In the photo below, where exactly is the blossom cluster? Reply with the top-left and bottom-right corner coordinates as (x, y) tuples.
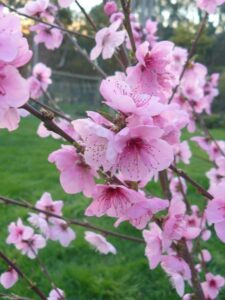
(1, 0), (225, 299)
(0, 9), (32, 131)
(1, 192), (116, 292)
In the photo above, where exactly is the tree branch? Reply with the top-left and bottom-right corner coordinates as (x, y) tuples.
(120, 0), (136, 54)
(170, 165), (213, 200)
(0, 252), (47, 300)
(0, 196), (144, 244)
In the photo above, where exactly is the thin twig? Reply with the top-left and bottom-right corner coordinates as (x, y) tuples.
(0, 252), (47, 300)
(22, 103), (77, 145)
(32, 251), (65, 300)
(64, 32), (107, 78)
(30, 98), (72, 122)
(170, 165), (213, 200)
(0, 2), (93, 40)
(0, 196), (144, 244)
(120, 0), (136, 54)
(75, 0), (98, 31)
(179, 240), (206, 300)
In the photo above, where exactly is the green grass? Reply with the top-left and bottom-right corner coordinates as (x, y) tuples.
(0, 117), (225, 300)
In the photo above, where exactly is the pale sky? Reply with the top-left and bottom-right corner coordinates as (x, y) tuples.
(71, 1), (103, 12)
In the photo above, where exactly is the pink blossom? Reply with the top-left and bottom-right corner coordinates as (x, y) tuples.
(16, 233), (46, 259)
(48, 145), (97, 197)
(0, 12), (31, 67)
(115, 197), (169, 230)
(21, 0), (49, 17)
(161, 255), (191, 297)
(33, 63), (52, 86)
(145, 19), (158, 46)
(113, 125), (174, 181)
(0, 65), (29, 109)
(0, 107), (20, 131)
(50, 220), (75, 247)
(197, 0), (225, 14)
(0, 269), (18, 289)
(84, 231), (116, 254)
(198, 249), (212, 263)
(127, 41), (174, 98)
(90, 21), (125, 60)
(143, 223), (164, 269)
(205, 181), (225, 242)
(174, 141), (192, 164)
(31, 24), (63, 50)
(170, 47), (188, 77)
(85, 184), (144, 218)
(100, 72), (165, 116)
(73, 118), (115, 172)
(35, 192), (63, 216)
(110, 12), (124, 24)
(201, 273), (225, 299)
(104, 1), (118, 16)
(191, 136), (211, 153)
(7, 218), (33, 245)
(28, 213), (50, 237)
(163, 198), (186, 248)
(48, 288), (65, 300)
(58, 0), (73, 8)
(170, 177), (187, 201)
(209, 141), (225, 161)
(9, 37), (32, 68)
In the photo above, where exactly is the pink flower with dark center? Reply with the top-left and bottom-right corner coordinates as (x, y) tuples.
(35, 192), (63, 216)
(31, 24), (63, 50)
(16, 234), (46, 259)
(85, 184), (144, 218)
(201, 273), (225, 299)
(7, 218), (33, 245)
(21, 0), (49, 17)
(113, 125), (174, 181)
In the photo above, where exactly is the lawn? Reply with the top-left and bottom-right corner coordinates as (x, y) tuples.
(0, 117), (225, 300)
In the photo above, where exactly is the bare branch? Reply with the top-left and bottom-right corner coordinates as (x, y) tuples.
(120, 0), (136, 54)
